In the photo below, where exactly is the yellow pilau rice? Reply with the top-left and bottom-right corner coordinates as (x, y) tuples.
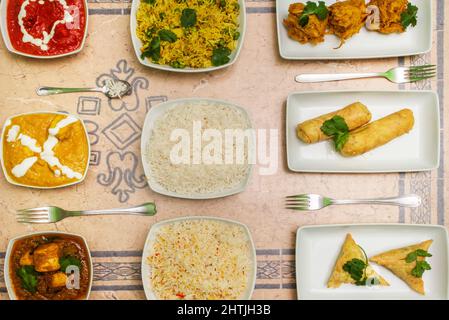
(136, 0), (240, 68)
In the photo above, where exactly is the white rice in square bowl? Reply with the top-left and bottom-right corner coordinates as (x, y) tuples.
(141, 98), (253, 199)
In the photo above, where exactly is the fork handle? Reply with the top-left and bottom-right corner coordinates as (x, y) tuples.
(68, 203), (157, 216)
(295, 72), (383, 83)
(36, 86), (104, 96)
(331, 194), (421, 208)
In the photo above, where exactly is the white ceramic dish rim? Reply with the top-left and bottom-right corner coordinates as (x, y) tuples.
(4, 231), (94, 300)
(0, 111), (91, 189)
(275, 0), (432, 60)
(141, 216), (257, 300)
(285, 89), (441, 173)
(129, 0), (247, 73)
(295, 223), (449, 300)
(0, 0), (89, 59)
(140, 97), (254, 199)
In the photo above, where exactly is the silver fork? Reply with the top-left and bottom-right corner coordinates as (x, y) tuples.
(286, 194), (421, 211)
(295, 65), (436, 84)
(16, 203), (157, 224)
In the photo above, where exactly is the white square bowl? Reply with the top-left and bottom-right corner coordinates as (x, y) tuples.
(141, 216), (257, 300)
(286, 90), (440, 173)
(0, 111), (91, 189)
(296, 224), (449, 300)
(130, 0), (246, 72)
(140, 97), (253, 199)
(276, 0), (432, 60)
(0, 0), (89, 59)
(4, 231), (94, 300)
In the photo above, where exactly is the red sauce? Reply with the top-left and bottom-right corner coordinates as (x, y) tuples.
(6, 0), (86, 56)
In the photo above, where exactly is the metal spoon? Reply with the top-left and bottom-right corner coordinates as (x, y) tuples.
(36, 79), (132, 99)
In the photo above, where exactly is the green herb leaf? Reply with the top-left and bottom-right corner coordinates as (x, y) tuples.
(405, 249), (432, 278)
(298, 1), (329, 27)
(60, 256), (81, 272)
(406, 249), (432, 263)
(411, 260), (431, 278)
(321, 116), (350, 151)
(343, 258), (368, 286)
(405, 251), (418, 263)
(416, 249), (433, 258)
(142, 0), (156, 4)
(211, 47), (231, 66)
(141, 36), (161, 62)
(181, 8), (197, 28)
(170, 60), (186, 69)
(401, 3), (418, 29)
(334, 132), (349, 151)
(158, 29), (178, 43)
(16, 266), (38, 293)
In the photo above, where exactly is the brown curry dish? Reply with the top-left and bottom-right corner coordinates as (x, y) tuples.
(8, 233), (91, 300)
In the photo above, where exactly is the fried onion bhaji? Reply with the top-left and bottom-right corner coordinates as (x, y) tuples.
(297, 102), (372, 144)
(283, 3), (329, 45)
(367, 0), (409, 34)
(340, 109), (415, 157)
(328, 0), (368, 47)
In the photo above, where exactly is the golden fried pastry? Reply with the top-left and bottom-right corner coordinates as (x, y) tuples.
(283, 2), (329, 45)
(340, 109), (415, 157)
(367, 0), (409, 34)
(297, 102), (372, 144)
(370, 240), (433, 295)
(328, 234), (389, 288)
(328, 0), (367, 47)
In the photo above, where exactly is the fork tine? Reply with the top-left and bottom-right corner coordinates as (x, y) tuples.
(16, 215), (49, 220)
(17, 207), (50, 213)
(407, 69), (437, 77)
(17, 219), (51, 224)
(285, 199), (310, 203)
(286, 195), (309, 199)
(16, 214), (50, 219)
(407, 68), (437, 75)
(407, 74), (437, 82)
(408, 64), (436, 71)
(285, 206), (309, 211)
(16, 214), (50, 220)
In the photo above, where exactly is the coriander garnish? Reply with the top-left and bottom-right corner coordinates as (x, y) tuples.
(343, 258), (368, 286)
(60, 256), (81, 272)
(405, 249), (432, 278)
(158, 29), (178, 43)
(320, 116), (350, 151)
(211, 47), (231, 66)
(16, 266), (38, 293)
(181, 8), (197, 28)
(342, 245), (377, 286)
(298, 1), (329, 27)
(401, 3), (419, 30)
(141, 36), (161, 62)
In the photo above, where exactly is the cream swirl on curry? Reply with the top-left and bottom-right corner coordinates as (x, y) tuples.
(2, 113), (89, 188)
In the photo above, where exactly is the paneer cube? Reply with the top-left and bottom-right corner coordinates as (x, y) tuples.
(33, 243), (61, 272)
(50, 272), (68, 288)
(19, 251), (34, 266)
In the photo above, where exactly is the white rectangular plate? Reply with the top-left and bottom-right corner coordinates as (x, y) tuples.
(276, 0), (432, 60)
(296, 224), (449, 300)
(286, 90), (440, 173)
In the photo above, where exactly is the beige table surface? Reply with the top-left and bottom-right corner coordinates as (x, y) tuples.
(0, 0), (448, 300)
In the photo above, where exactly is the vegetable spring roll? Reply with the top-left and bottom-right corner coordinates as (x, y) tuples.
(296, 102), (372, 144)
(340, 109), (415, 157)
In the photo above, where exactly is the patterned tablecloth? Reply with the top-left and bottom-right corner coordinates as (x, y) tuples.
(0, 0), (447, 300)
